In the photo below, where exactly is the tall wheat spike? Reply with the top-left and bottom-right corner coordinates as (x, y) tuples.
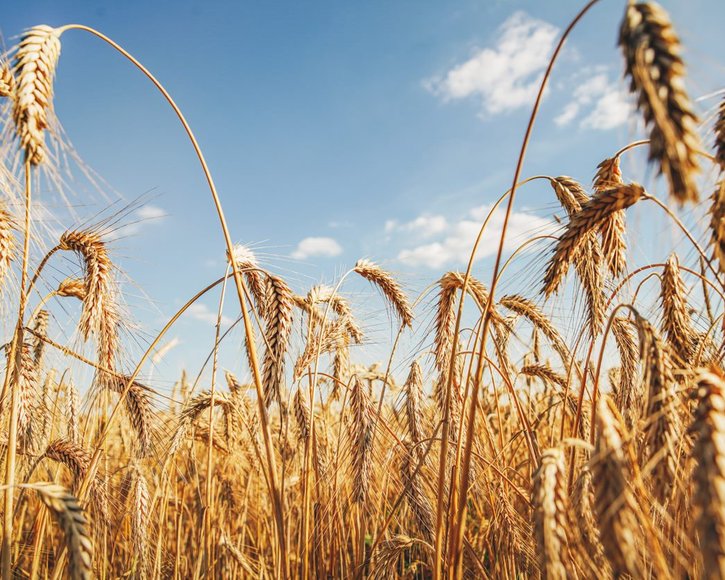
(637, 318), (682, 502)
(660, 254), (697, 362)
(593, 157), (627, 277)
(403, 361), (425, 450)
(592, 397), (643, 577)
(261, 274), (293, 408)
(349, 376), (373, 504)
(12, 25), (61, 165)
(28, 483), (93, 580)
(691, 367), (725, 579)
(543, 183), (645, 296)
(619, 1), (701, 204)
(532, 448), (571, 580)
(59, 230), (119, 386)
(0, 202), (15, 292)
(354, 259), (413, 328)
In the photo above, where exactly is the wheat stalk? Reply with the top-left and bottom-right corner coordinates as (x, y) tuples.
(611, 316), (641, 431)
(131, 465), (149, 579)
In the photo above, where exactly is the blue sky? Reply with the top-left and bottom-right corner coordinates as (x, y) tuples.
(2, 0), (724, 387)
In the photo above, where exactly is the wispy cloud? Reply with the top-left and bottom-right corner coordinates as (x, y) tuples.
(425, 11), (559, 117)
(385, 215), (448, 237)
(185, 303), (233, 326)
(114, 204), (168, 236)
(394, 205), (556, 269)
(291, 237), (343, 260)
(554, 69), (632, 130)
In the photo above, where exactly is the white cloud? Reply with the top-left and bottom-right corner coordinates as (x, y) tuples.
(554, 102), (579, 126)
(136, 205), (167, 220)
(185, 303), (233, 326)
(425, 11), (559, 116)
(385, 215), (448, 237)
(554, 69), (632, 130)
(396, 205), (556, 268)
(291, 237), (343, 260)
(580, 88), (632, 130)
(114, 204), (167, 236)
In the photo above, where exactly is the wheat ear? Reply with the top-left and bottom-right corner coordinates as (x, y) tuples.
(543, 183), (644, 296)
(12, 25), (61, 165)
(59, 230), (119, 386)
(637, 318), (682, 502)
(349, 376), (373, 504)
(532, 448), (571, 580)
(619, 1), (701, 204)
(691, 367), (725, 578)
(27, 482), (93, 580)
(0, 62), (15, 98)
(660, 253), (697, 362)
(591, 397), (643, 577)
(354, 259), (413, 328)
(593, 157), (627, 277)
(261, 274), (293, 408)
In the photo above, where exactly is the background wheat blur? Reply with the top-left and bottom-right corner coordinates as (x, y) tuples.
(0, 1), (723, 578)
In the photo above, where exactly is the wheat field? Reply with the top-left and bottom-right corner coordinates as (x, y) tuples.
(0, 1), (724, 578)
